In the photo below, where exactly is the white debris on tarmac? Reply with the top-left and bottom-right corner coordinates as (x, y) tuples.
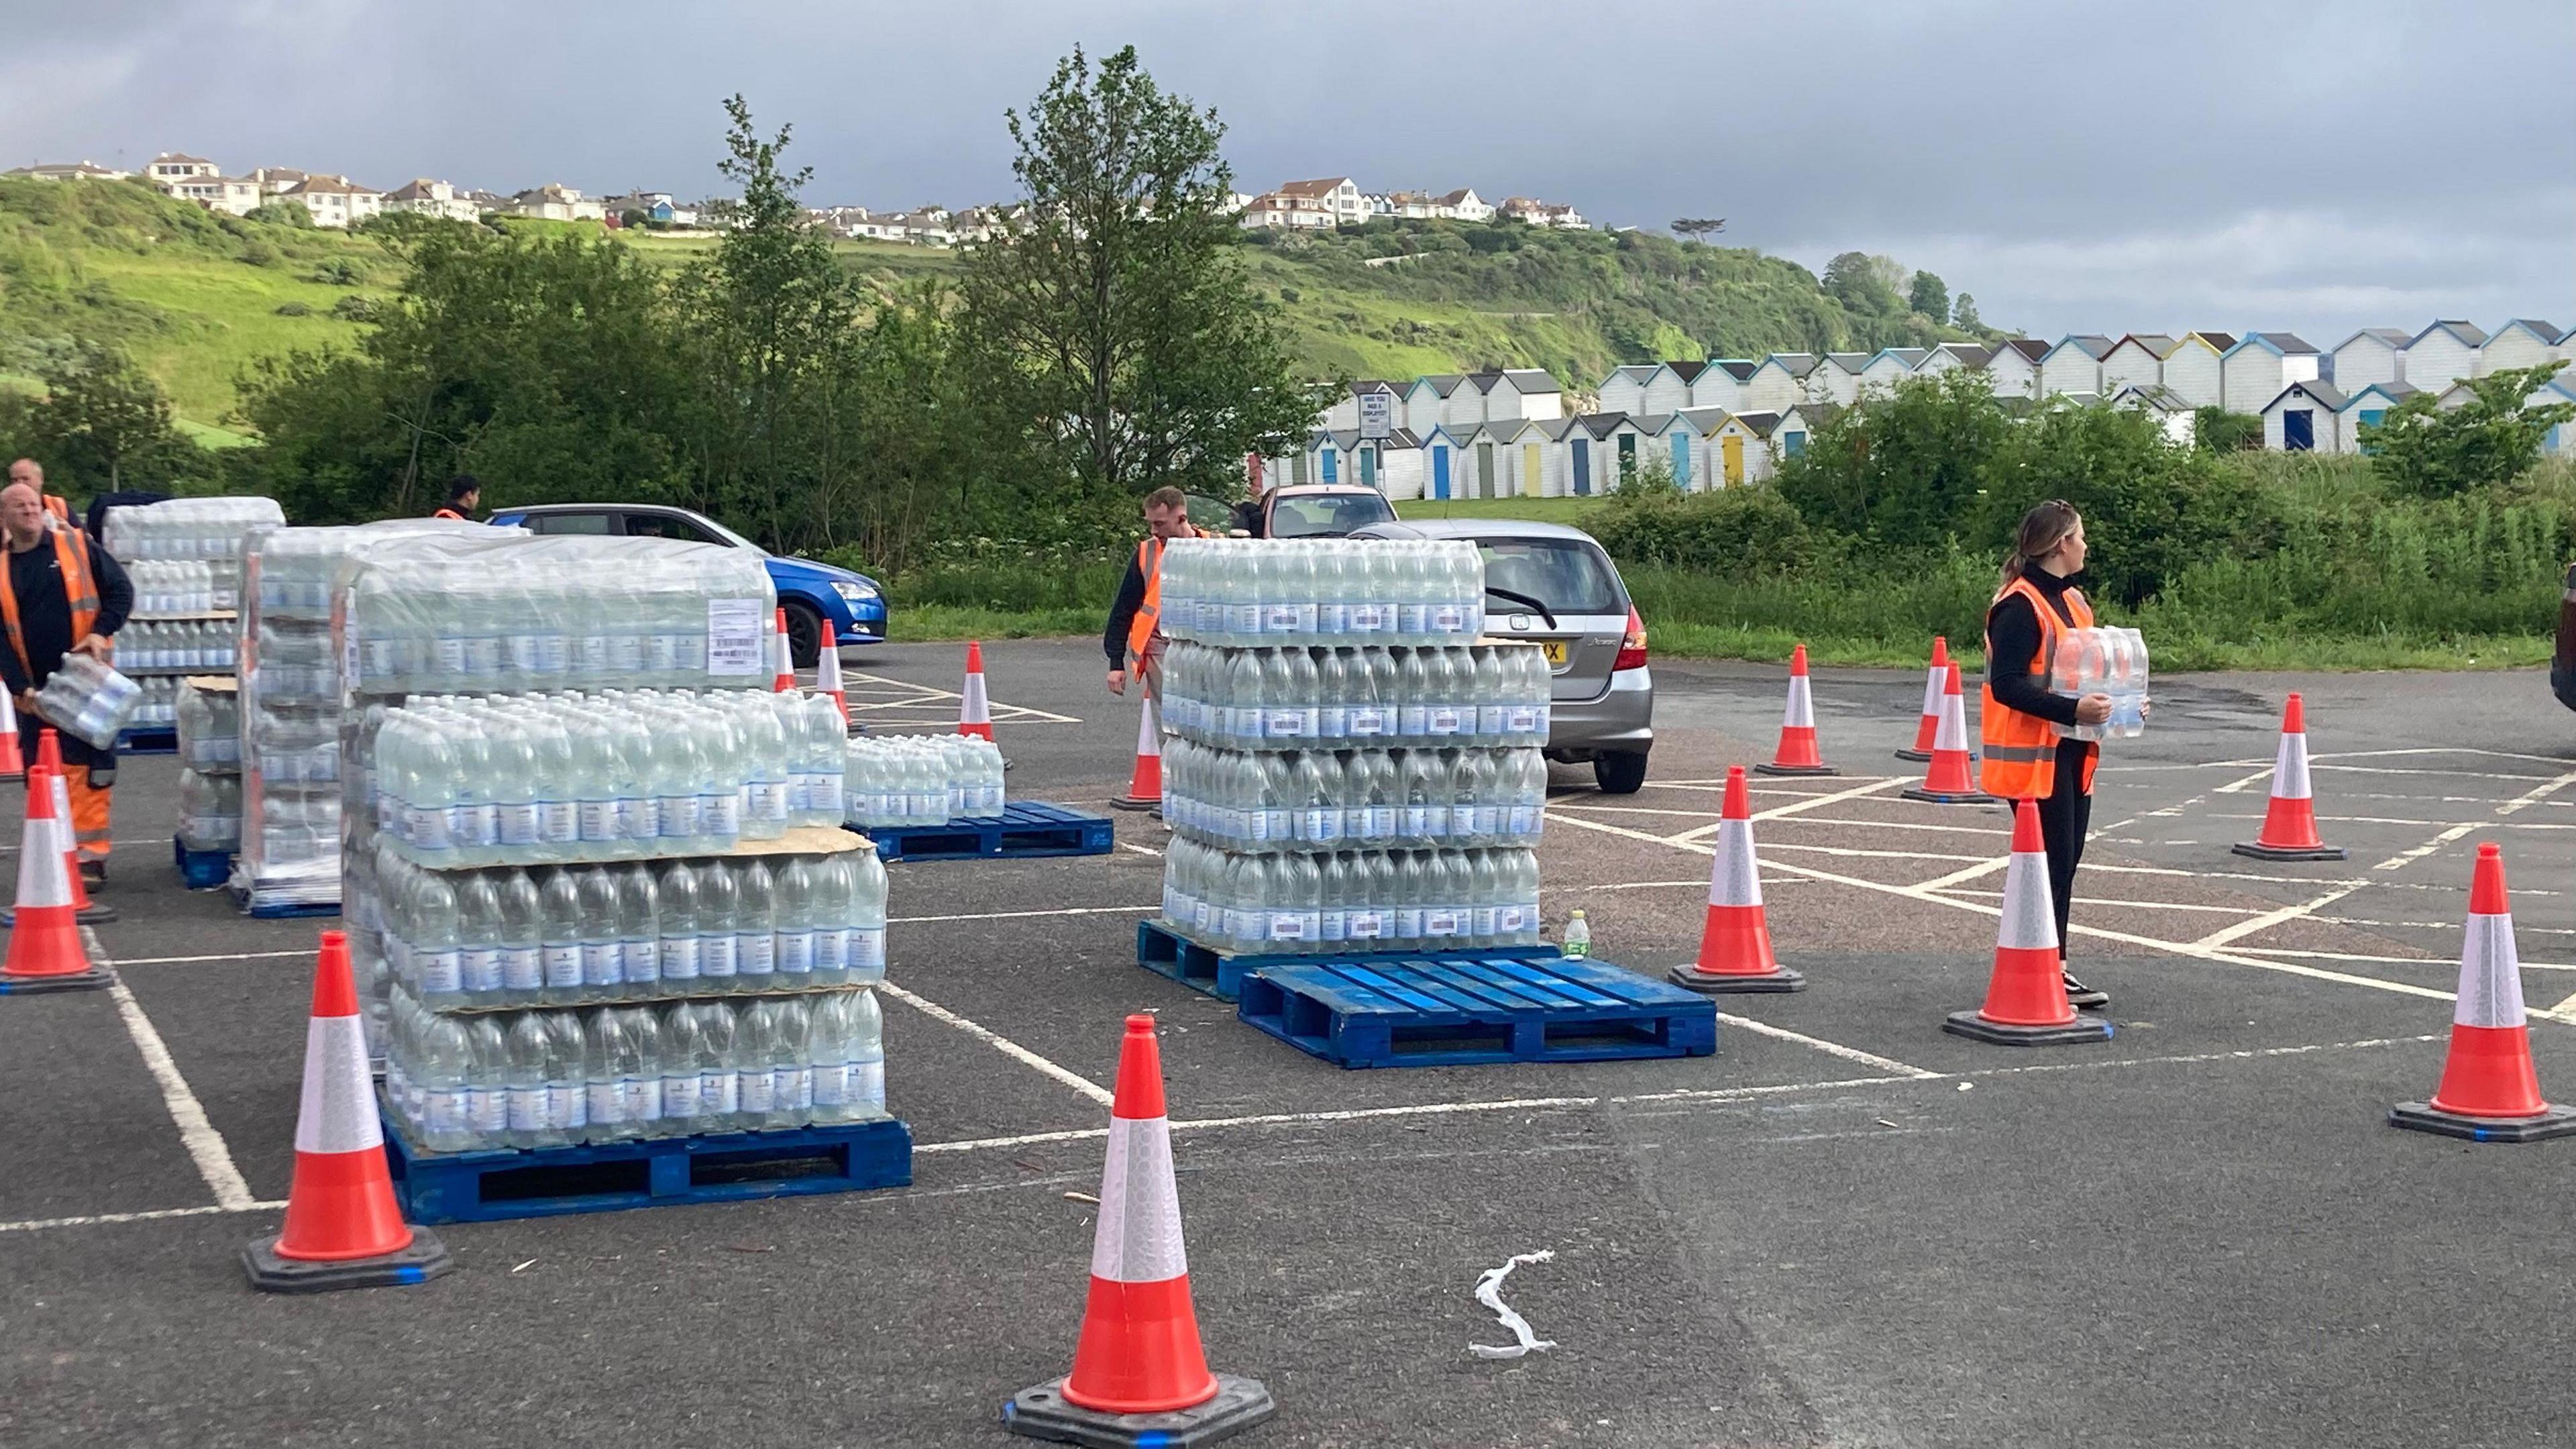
(1468, 1249), (1558, 1360)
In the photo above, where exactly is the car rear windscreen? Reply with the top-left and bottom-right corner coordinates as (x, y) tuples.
(1477, 539), (1623, 615)
(1271, 493), (1395, 537)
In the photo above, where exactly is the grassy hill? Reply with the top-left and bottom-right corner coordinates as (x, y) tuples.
(1, 177), (1974, 435)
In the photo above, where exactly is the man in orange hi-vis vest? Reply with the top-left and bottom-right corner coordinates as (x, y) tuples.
(0, 482), (133, 886)
(1104, 486), (1205, 703)
(7, 458), (76, 532)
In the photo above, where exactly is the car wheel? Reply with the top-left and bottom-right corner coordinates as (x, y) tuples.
(1593, 750), (1649, 795)
(783, 601), (824, 669)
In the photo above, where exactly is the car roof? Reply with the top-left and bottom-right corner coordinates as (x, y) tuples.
(1269, 484), (1386, 499)
(1350, 519), (1603, 545)
(496, 502), (692, 515)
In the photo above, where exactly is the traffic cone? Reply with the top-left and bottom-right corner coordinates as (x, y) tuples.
(771, 607), (797, 692)
(1896, 635), (1959, 763)
(0, 758), (110, 994)
(814, 619), (848, 725)
(0, 688), (21, 780)
(1110, 692), (1162, 812)
(959, 641), (994, 741)
(2233, 693), (2346, 861)
(2390, 844), (2576, 1142)
(244, 930), (453, 1291)
(1670, 766), (1802, 993)
(1945, 798), (2110, 1046)
(36, 729), (113, 924)
(1754, 644), (1835, 777)
(1006, 1015), (1275, 1445)
(1901, 663), (1995, 805)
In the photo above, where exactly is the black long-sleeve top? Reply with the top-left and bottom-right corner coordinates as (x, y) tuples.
(1103, 549), (1148, 669)
(1984, 567), (2084, 729)
(0, 529), (133, 698)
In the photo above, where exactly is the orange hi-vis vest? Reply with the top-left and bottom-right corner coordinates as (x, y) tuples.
(1979, 573), (2098, 801)
(0, 527), (102, 692)
(1126, 526), (1203, 660)
(41, 496), (70, 529)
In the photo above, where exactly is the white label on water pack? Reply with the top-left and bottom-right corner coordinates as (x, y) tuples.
(1319, 706), (1350, 740)
(424, 1087), (467, 1135)
(1428, 707), (1460, 736)
(1319, 908), (1347, 943)
(405, 806), (451, 852)
(1399, 604), (1429, 636)
(662, 1075), (701, 1120)
(1368, 806), (1398, 839)
(1399, 706), (1428, 738)
(468, 1085), (508, 1135)
(647, 634), (680, 674)
(701, 935), (737, 978)
(661, 796), (702, 839)
(625, 1077), (661, 1124)
(749, 781), (790, 824)
(1348, 910), (1385, 939)
(1424, 909), (1460, 938)
(623, 941), (659, 983)
(1498, 905), (1529, 933)
(434, 637), (468, 677)
(586, 1082), (627, 1126)
(808, 779), (844, 819)
(582, 941), (622, 985)
(536, 635), (570, 674)
(577, 800), (619, 843)
(460, 947), (502, 994)
(848, 1060), (885, 1110)
(1319, 603), (1348, 635)
(1431, 603), (1464, 633)
(417, 948), (462, 995)
(1269, 911), (1306, 942)
(811, 1063), (849, 1108)
(543, 944), (583, 988)
(450, 805), (496, 853)
(1402, 806), (1431, 839)
(496, 802), (539, 846)
(1302, 808), (1342, 843)
(619, 797), (661, 841)
(1472, 906), (1498, 938)
(578, 635), (612, 674)
(1265, 708), (1305, 738)
(775, 931), (816, 975)
(775, 1067), (813, 1113)
(701, 1069), (739, 1118)
(661, 935), (702, 980)
(508, 1085), (548, 1134)
(1510, 806), (1539, 836)
(706, 598), (767, 677)
(551, 1082), (586, 1132)
(814, 927), (850, 974)
(502, 947), (544, 991)
(1481, 706), (1509, 737)
(738, 934), (775, 977)
(1395, 907), (1424, 940)
(702, 792), (741, 839)
(739, 1071), (776, 1116)
(539, 800), (579, 844)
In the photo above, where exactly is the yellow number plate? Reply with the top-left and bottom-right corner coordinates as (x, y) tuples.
(1540, 640), (1569, 665)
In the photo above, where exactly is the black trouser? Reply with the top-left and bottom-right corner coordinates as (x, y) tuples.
(2032, 743), (2092, 965)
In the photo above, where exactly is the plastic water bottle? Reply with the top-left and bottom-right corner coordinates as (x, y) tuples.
(735, 861), (777, 985)
(774, 858), (817, 983)
(693, 998), (741, 1132)
(578, 867), (621, 991)
(850, 845), (888, 983)
(656, 861), (702, 989)
(697, 859), (740, 987)
(1562, 908), (1590, 959)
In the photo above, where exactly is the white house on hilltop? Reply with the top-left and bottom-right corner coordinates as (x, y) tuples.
(384, 178), (480, 223)
(506, 184), (604, 222)
(164, 172), (262, 216)
(276, 176), (384, 228)
(146, 152), (220, 185)
(4, 160), (132, 181)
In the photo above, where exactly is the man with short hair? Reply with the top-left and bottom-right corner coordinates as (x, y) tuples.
(7, 458), (74, 531)
(1103, 486), (1203, 701)
(0, 482), (133, 885)
(433, 474), (482, 521)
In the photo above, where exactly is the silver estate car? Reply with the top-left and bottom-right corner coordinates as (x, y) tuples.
(1351, 519), (1653, 793)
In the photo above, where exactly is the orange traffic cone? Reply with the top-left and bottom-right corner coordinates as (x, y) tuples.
(1901, 663), (1994, 805)
(2391, 844), (2576, 1141)
(771, 607), (797, 692)
(0, 688), (20, 779)
(1670, 766), (1802, 993)
(1, 759), (110, 994)
(1754, 644), (1835, 777)
(1896, 635), (1957, 763)
(1945, 799), (2110, 1046)
(244, 930), (453, 1291)
(1006, 1016), (1275, 1446)
(959, 640), (994, 741)
(2234, 693), (2345, 861)
(35, 729), (112, 924)
(1110, 692), (1163, 812)
(814, 619), (848, 724)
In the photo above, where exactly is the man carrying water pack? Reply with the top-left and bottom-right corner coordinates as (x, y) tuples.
(0, 482), (133, 886)
(1104, 486), (1204, 702)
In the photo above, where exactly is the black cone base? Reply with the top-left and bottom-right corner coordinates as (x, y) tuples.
(2389, 1101), (2576, 1143)
(1108, 795), (1159, 812)
(1943, 1010), (2113, 1046)
(1894, 747), (1931, 762)
(1902, 788), (1999, 806)
(243, 1227), (453, 1293)
(1006, 1373), (1277, 1448)
(1754, 763), (1837, 777)
(1669, 963), (1805, 994)
(2231, 841), (2349, 862)
(0, 963), (115, 995)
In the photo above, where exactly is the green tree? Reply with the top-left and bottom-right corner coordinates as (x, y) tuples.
(1670, 217), (1727, 244)
(1951, 292), (1983, 333)
(2192, 407), (2263, 453)
(1823, 251), (1907, 319)
(958, 45), (1317, 501)
(2362, 362), (2574, 497)
(1773, 368), (2010, 549)
(20, 344), (204, 492)
(1907, 270), (1948, 321)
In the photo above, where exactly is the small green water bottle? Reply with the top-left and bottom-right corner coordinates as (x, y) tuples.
(1562, 908), (1590, 959)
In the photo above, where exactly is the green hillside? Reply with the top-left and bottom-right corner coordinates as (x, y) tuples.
(0, 177), (1977, 435)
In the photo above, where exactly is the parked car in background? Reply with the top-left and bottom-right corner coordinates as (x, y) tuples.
(1230, 484), (1398, 539)
(1350, 518), (1653, 792)
(484, 503), (887, 666)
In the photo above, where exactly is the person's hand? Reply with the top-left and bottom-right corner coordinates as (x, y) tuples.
(1107, 669), (1126, 696)
(72, 635), (111, 662)
(2139, 697), (2152, 720)
(2075, 693), (2112, 726)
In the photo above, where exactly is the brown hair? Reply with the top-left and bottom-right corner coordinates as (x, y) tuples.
(1143, 486), (1189, 513)
(1997, 499), (2081, 598)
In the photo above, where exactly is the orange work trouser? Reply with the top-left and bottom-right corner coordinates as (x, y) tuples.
(18, 749), (113, 861)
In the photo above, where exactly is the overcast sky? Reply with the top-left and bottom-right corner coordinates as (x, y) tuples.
(7, 0), (2569, 344)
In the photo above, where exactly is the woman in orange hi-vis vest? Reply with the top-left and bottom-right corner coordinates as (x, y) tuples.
(1980, 500), (2129, 1012)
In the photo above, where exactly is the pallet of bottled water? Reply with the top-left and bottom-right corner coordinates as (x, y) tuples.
(178, 769), (242, 854)
(1154, 538), (1487, 644)
(2049, 626), (2150, 742)
(841, 734), (1005, 830)
(1161, 840), (1542, 955)
(174, 678), (239, 771)
(1159, 641), (1550, 749)
(1162, 741), (1544, 853)
(101, 496), (283, 614)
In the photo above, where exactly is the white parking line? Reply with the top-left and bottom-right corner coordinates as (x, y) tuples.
(1711, 1013), (1945, 1079)
(875, 981), (1114, 1106)
(107, 978), (258, 1210)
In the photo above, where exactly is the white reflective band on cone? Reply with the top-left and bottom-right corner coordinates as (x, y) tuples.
(961, 675), (990, 721)
(816, 647), (843, 694)
(1136, 696), (1161, 757)
(1998, 850), (2058, 951)
(294, 1014), (386, 1155)
(1933, 693), (1970, 753)
(2453, 912), (2527, 1029)
(14, 828), (70, 908)
(1707, 820), (1763, 907)
(1919, 666), (1943, 716)
(1782, 676), (1814, 729)
(2272, 733), (2312, 801)
(1089, 1114), (1189, 1284)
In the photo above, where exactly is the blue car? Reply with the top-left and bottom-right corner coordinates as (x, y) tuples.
(484, 503), (887, 665)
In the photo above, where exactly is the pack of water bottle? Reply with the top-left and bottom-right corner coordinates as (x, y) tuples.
(841, 735), (1005, 829)
(178, 769), (243, 852)
(34, 653), (142, 749)
(362, 841), (890, 1010)
(124, 676), (185, 729)
(2049, 626), (2151, 742)
(127, 560), (232, 615)
(1160, 641), (1550, 749)
(176, 680), (240, 771)
(381, 984), (888, 1154)
(368, 688), (849, 867)
(1155, 538), (1487, 645)
(341, 536), (777, 694)
(1162, 839), (1540, 953)
(1162, 741), (1546, 852)
(116, 619), (237, 674)
(101, 496), (284, 561)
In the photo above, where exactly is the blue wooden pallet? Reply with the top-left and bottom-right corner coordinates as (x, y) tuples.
(172, 836), (233, 891)
(1136, 916), (1560, 1003)
(381, 1113), (914, 1224)
(858, 800), (1113, 864)
(229, 883), (340, 920)
(1237, 955), (1717, 1069)
(118, 727), (176, 755)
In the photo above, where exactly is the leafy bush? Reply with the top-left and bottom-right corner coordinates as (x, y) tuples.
(329, 294), (380, 321)
(1591, 483), (1814, 574)
(2364, 363), (2574, 497)
(2193, 407), (2263, 453)
(244, 202), (313, 228)
(272, 301), (310, 317)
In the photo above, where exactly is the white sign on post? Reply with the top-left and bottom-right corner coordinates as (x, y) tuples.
(1358, 389), (1393, 441)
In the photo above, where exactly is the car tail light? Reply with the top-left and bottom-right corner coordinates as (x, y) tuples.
(1613, 606), (1648, 672)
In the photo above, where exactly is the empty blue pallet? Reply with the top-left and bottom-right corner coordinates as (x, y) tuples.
(172, 836), (232, 891)
(118, 727), (177, 755)
(858, 801), (1114, 863)
(1237, 956), (1717, 1069)
(1135, 916), (1560, 1003)
(381, 1113), (914, 1224)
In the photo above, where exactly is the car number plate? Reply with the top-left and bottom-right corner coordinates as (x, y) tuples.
(1540, 640), (1569, 665)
